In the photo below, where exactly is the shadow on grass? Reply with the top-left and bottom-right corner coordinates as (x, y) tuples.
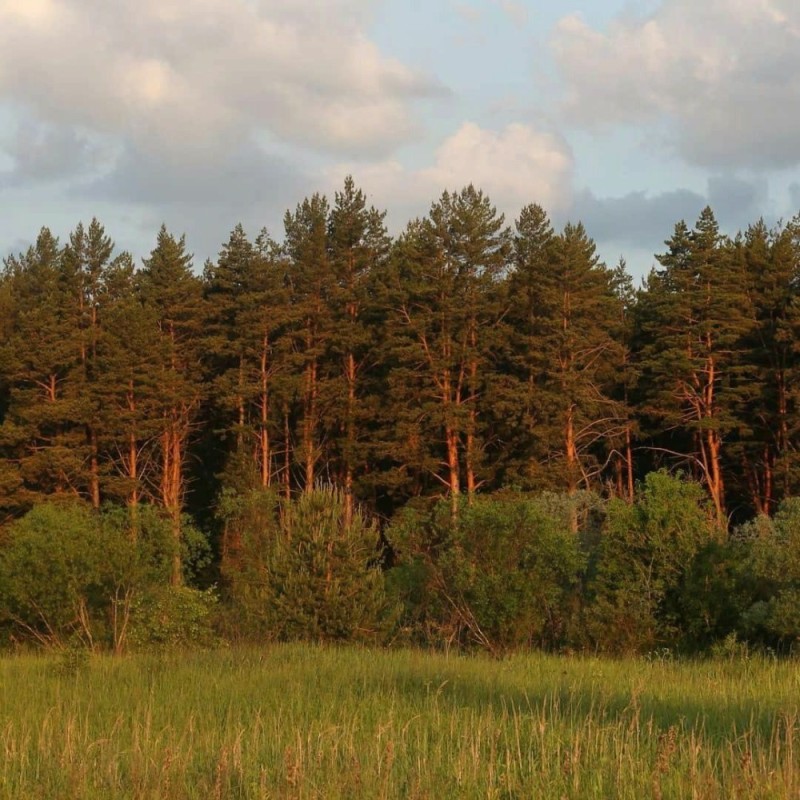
(358, 657), (791, 746)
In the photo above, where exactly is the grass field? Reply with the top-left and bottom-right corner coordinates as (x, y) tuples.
(0, 645), (797, 799)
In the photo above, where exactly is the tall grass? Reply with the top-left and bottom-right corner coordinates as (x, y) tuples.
(0, 645), (797, 798)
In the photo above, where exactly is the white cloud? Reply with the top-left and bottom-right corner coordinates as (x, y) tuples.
(553, 0), (800, 168)
(328, 121), (573, 227)
(0, 0), (441, 164)
(492, 0), (528, 27)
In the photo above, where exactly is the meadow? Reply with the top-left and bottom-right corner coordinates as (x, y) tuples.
(0, 645), (797, 799)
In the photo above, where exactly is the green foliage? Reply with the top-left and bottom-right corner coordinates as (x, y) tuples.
(222, 488), (396, 643)
(54, 636), (92, 676)
(218, 487), (282, 639)
(128, 586), (219, 649)
(444, 496), (584, 651)
(5, 197), (800, 658)
(741, 498), (800, 647)
(0, 503), (119, 646)
(0, 502), (180, 650)
(586, 471), (719, 653)
(388, 493), (585, 653)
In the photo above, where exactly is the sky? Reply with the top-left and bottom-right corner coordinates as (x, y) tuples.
(1, 0), (799, 279)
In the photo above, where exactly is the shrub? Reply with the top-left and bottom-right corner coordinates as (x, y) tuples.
(128, 586), (219, 649)
(585, 471), (720, 653)
(218, 488), (281, 640)
(387, 493), (585, 653)
(740, 498), (800, 649)
(0, 503), (127, 648)
(221, 488), (396, 643)
(0, 502), (189, 651)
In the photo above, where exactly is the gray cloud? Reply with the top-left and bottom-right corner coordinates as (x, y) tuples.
(84, 141), (305, 211)
(570, 176), (771, 251)
(492, 0), (528, 26)
(326, 121), (574, 235)
(569, 187), (707, 249)
(0, 119), (110, 185)
(77, 140), (314, 263)
(707, 175), (768, 228)
(789, 183), (800, 212)
(0, 0), (449, 261)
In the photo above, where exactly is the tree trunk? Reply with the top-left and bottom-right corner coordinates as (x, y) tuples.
(565, 403), (579, 533)
(88, 426), (100, 509)
(465, 322), (478, 504)
(259, 334), (271, 488)
(283, 404), (291, 501)
(303, 326), (318, 492)
(441, 366), (461, 518)
(344, 349), (356, 526)
(565, 403), (578, 494)
(161, 423), (184, 586)
(237, 356), (245, 449)
(128, 430), (139, 541)
(625, 423), (635, 503)
(446, 424), (460, 519)
(703, 353), (726, 530)
(706, 427), (725, 530)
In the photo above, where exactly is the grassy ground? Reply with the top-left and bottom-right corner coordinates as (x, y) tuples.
(0, 645), (797, 799)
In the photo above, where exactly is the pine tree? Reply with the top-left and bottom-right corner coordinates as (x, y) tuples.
(283, 194), (332, 492)
(497, 204), (558, 487)
(204, 225), (292, 496)
(61, 219), (128, 508)
(138, 226), (205, 582)
(638, 208), (754, 527)
(245, 230), (292, 491)
(736, 217), (800, 512)
(204, 224), (254, 449)
(609, 258), (638, 502)
(507, 217), (625, 498)
(0, 264), (19, 520)
(326, 176), (390, 522)
(385, 186), (510, 514)
(0, 230), (87, 510)
(92, 258), (163, 529)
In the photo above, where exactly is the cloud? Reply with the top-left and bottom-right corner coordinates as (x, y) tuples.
(492, 0), (528, 26)
(84, 139), (305, 210)
(571, 188), (707, 249)
(706, 175), (768, 227)
(328, 121), (574, 228)
(454, 0), (527, 27)
(788, 183), (800, 213)
(0, 117), (111, 185)
(570, 176), (770, 251)
(552, 0), (800, 168)
(75, 138), (311, 262)
(0, 0), (442, 163)
(452, 2), (482, 24)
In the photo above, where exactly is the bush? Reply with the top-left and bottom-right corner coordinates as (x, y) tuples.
(0, 503), (112, 647)
(584, 471), (720, 653)
(218, 488), (281, 640)
(221, 488), (396, 643)
(128, 586), (219, 649)
(739, 498), (800, 649)
(387, 493), (585, 653)
(0, 502), (188, 651)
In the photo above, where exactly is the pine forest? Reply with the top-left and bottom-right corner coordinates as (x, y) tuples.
(2, 178), (800, 655)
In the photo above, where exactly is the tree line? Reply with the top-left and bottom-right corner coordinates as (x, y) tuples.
(1, 178), (800, 653)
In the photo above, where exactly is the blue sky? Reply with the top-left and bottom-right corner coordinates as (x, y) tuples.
(1, 0), (799, 279)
